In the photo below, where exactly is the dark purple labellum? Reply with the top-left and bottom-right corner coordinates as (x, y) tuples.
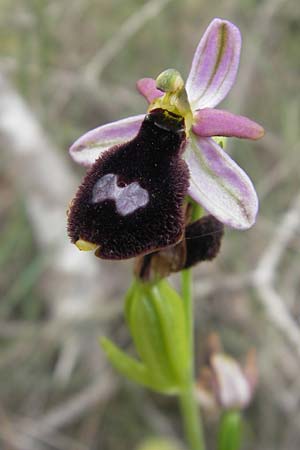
(67, 108), (189, 259)
(134, 215), (224, 281)
(183, 215), (224, 269)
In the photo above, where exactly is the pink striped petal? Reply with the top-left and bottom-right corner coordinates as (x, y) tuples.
(136, 78), (163, 103)
(184, 134), (258, 229)
(193, 108), (265, 139)
(69, 115), (145, 167)
(186, 18), (241, 110)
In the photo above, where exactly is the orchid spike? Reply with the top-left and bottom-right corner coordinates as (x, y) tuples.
(68, 18), (264, 259)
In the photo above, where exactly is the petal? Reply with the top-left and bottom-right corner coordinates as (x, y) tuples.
(193, 108), (265, 140)
(212, 354), (252, 409)
(69, 115), (145, 167)
(186, 18), (241, 109)
(136, 78), (163, 103)
(184, 134), (258, 229)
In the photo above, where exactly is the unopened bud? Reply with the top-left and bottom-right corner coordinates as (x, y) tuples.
(196, 334), (257, 411)
(134, 215), (224, 281)
(126, 279), (189, 393)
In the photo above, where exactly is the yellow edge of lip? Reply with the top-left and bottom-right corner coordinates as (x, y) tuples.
(75, 239), (98, 252)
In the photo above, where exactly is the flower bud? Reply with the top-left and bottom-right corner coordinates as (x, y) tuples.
(134, 215), (224, 281)
(125, 279), (189, 393)
(196, 334), (257, 411)
(102, 280), (189, 394)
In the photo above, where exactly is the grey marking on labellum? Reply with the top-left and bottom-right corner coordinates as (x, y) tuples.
(92, 173), (149, 216)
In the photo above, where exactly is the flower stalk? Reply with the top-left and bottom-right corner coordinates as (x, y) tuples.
(180, 267), (206, 450)
(179, 386), (205, 450)
(178, 200), (206, 450)
(181, 269), (193, 356)
(217, 410), (243, 450)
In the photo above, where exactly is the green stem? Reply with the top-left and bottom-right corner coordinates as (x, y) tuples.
(217, 410), (243, 450)
(180, 268), (206, 450)
(182, 269), (193, 357)
(179, 386), (205, 450)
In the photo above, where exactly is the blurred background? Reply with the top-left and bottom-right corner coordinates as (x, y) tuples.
(0, 0), (299, 449)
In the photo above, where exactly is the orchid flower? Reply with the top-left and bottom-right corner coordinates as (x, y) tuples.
(196, 334), (258, 411)
(68, 18), (264, 260)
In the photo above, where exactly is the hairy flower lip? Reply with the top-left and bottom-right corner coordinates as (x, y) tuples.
(69, 18), (264, 231)
(68, 108), (189, 260)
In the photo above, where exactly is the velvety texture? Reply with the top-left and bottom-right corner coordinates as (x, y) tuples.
(184, 215), (224, 269)
(134, 214), (224, 280)
(68, 109), (189, 259)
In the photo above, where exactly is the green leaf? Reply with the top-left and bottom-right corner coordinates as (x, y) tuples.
(101, 337), (149, 386)
(123, 279), (190, 393)
(101, 337), (177, 394)
(217, 410), (243, 450)
(124, 279), (141, 324)
(130, 286), (176, 387)
(150, 280), (189, 385)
